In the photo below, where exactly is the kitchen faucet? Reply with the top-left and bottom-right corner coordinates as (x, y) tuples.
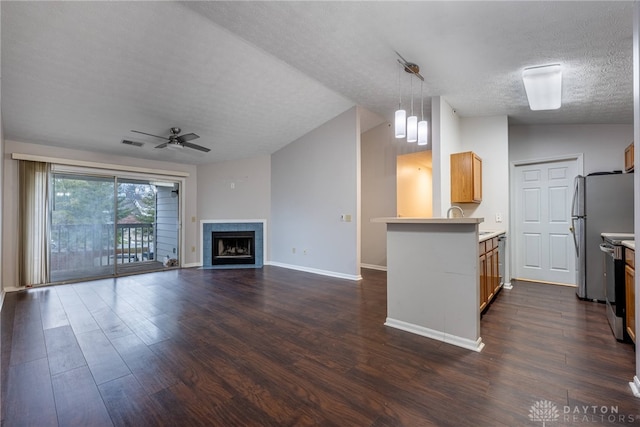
(446, 206), (464, 218)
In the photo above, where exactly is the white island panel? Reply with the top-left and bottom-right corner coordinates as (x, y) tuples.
(377, 218), (484, 352)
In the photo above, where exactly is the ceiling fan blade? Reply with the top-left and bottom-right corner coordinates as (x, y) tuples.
(177, 133), (199, 143)
(131, 130), (169, 141)
(182, 142), (210, 152)
(154, 142), (169, 149)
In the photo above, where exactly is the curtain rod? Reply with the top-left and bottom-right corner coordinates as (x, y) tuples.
(11, 153), (190, 178)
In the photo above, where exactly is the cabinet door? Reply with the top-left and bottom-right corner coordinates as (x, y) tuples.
(625, 142), (634, 172)
(473, 153), (482, 202)
(486, 249), (495, 303)
(626, 263), (635, 343)
(480, 253), (487, 310)
(451, 151), (482, 203)
(492, 244), (501, 295)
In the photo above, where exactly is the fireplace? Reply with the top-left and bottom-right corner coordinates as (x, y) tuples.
(201, 220), (265, 269)
(212, 231), (255, 265)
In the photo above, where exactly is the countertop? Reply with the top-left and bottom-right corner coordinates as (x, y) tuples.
(601, 232), (635, 240)
(478, 230), (506, 242)
(372, 217), (484, 224)
(623, 240), (635, 250)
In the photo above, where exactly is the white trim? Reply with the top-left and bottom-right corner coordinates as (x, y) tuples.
(630, 376), (640, 398)
(12, 152), (190, 177)
(267, 261), (363, 281)
(502, 281), (513, 290)
(182, 262), (201, 269)
(3, 286), (25, 293)
(510, 153), (585, 169)
(0, 290), (5, 312)
(360, 263), (387, 272)
(200, 219), (268, 266)
(384, 317), (485, 352)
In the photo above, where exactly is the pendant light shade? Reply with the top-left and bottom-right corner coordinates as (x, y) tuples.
(395, 109), (406, 138)
(407, 115), (418, 143)
(417, 120), (428, 146)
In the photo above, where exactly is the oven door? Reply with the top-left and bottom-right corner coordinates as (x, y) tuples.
(600, 242), (626, 341)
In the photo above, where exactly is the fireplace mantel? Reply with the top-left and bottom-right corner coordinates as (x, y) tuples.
(200, 219), (266, 269)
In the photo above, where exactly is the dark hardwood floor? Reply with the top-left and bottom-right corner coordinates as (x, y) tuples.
(1, 266), (639, 426)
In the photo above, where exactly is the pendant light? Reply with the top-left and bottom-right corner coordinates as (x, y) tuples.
(394, 65), (406, 138)
(417, 80), (428, 146)
(407, 75), (418, 143)
(394, 52), (426, 144)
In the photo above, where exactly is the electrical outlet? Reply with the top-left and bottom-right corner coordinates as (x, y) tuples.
(303, 249), (307, 255)
(340, 214), (352, 222)
(191, 216), (196, 223)
(292, 247), (296, 254)
(191, 246), (195, 252)
(496, 213), (503, 223)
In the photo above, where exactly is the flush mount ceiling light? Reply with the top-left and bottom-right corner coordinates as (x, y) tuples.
(522, 64), (562, 111)
(395, 52), (428, 145)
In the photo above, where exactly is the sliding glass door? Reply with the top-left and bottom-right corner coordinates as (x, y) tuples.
(49, 173), (180, 283)
(50, 174), (116, 282)
(116, 179), (159, 275)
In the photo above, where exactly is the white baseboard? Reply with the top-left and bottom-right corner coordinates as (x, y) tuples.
(182, 262), (202, 268)
(385, 317), (485, 352)
(502, 281), (513, 290)
(630, 376), (640, 398)
(360, 263), (387, 272)
(266, 261), (362, 281)
(0, 289), (4, 312)
(3, 286), (24, 293)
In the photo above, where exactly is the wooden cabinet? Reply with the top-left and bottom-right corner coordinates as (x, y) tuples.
(479, 236), (500, 312)
(625, 248), (635, 343)
(451, 151), (482, 203)
(625, 142), (634, 172)
(479, 240), (487, 311)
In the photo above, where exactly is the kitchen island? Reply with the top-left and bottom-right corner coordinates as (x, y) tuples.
(372, 217), (485, 352)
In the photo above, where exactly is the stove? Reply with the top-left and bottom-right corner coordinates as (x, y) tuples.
(601, 232), (635, 341)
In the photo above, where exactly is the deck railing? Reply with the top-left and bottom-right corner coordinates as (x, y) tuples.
(50, 223), (155, 272)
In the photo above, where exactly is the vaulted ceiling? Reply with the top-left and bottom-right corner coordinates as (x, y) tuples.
(1, 1), (634, 165)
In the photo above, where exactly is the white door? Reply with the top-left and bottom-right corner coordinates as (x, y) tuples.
(514, 159), (578, 285)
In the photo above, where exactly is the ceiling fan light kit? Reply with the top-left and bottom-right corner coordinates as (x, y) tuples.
(522, 64), (562, 111)
(130, 127), (210, 152)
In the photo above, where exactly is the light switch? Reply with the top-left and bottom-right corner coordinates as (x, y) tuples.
(496, 213), (503, 223)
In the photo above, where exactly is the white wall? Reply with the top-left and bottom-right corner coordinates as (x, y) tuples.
(196, 155), (271, 260)
(2, 140), (198, 288)
(432, 96), (462, 217)
(360, 121), (429, 268)
(460, 116), (509, 229)
(632, 1), (640, 390)
(509, 124), (633, 173)
(271, 107), (360, 279)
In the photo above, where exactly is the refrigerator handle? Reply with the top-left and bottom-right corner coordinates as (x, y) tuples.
(570, 218), (579, 257)
(571, 176), (578, 218)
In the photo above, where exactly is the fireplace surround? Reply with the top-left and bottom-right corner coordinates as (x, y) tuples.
(201, 220), (265, 269)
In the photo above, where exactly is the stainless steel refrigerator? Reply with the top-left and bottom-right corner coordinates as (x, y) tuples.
(571, 172), (634, 301)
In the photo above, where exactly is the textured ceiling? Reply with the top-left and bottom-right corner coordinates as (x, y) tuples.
(1, 1), (634, 165)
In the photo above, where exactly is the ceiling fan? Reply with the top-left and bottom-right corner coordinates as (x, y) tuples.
(131, 127), (210, 152)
